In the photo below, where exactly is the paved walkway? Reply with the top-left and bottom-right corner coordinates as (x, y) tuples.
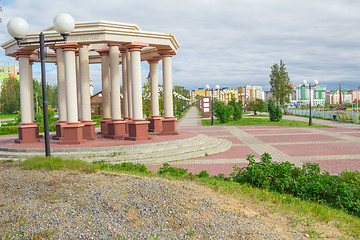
(148, 107), (360, 176)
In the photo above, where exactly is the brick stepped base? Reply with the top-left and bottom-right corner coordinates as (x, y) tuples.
(0, 134), (231, 164)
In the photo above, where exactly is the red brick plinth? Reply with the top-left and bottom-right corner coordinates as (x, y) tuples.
(82, 120), (97, 140)
(126, 120), (150, 141)
(53, 120), (66, 140)
(147, 115), (162, 133)
(123, 117), (132, 135)
(160, 117), (178, 135)
(15, 122), (41, 144)
(100, 117), (111, 135)
(34, 122), (42, 138)
(105, 119), (127, 139)
(60, 122), (87, 145)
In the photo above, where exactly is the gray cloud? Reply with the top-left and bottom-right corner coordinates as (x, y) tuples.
(1, 0), (360, 92)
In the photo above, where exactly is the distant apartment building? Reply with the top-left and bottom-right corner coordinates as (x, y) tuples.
(237, 85), (264, 103)
(189, 87), (239, 105)
(0, 65), (19, 75)
(294, 83), (326, 106)
(327, 90), (353, 105)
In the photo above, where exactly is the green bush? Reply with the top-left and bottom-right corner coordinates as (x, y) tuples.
(213, 100), (234, 123)
(157, 163), (189, 177)
(248, 99), (267, 115)
(38, 124), (56, 133)
(231, 153), (360, 217)
(268, 99), (282, 122)
(0, 126), (18, 135)
(93, 160), (149, 173)
(228, 98), (243, 120)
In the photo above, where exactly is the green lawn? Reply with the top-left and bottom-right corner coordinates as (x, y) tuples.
(0, 113), (17, 119)
(202, 117), (333, 127)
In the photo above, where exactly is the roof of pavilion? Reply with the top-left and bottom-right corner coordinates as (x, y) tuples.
(1, 20), (180, 63)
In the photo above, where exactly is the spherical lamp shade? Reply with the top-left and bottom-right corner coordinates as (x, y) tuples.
(205, 84), (210, 90)
(53, 13), (75, 34)
(302, 80), (307, 85)
(314, 79), (319, 85)
(7, 17), (29, 38)
(215, 85), (219, 90)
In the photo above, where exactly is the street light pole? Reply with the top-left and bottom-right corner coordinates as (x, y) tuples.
(302, 80), (318, 126)
(7, 13), (75, 157)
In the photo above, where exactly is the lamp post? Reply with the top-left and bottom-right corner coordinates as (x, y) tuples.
(205, 85), (219, 125)
(302, 79), (318, 126)
(7, 13), (75, 157)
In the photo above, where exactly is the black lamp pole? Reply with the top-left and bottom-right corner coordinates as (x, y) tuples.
(309, 84), (312, 126)
(16, 33), (69, 157)
(211, 88), (214, 125)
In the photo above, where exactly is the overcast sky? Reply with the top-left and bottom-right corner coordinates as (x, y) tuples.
(1, 0), (360, 93)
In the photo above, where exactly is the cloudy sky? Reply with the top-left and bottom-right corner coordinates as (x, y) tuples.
(1, 0), (360, 93)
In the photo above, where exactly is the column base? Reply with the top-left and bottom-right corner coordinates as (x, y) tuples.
(125, 120), (150, 141)
(124, 117), (132, 135)
(60, 122), (87, 145)
(147, 115), (162, 133)
(33, 121), (42, 138)
(105, 119), (127, 139)
(15, 123), (41, 144)
(160, 117), (178, 135)
(100, 117), (111, 135)
(53, 120), (66, 140)
(82, 120), (98, 140)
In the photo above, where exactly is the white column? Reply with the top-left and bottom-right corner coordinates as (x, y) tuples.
(129, 43), (148, 119)
(108, 44), (121, 120)
(126, 49), (133, 118)
(159, 50), (176, 117)
(29, 61), (34, 121)
(75, 54), (82, 120)
(17, 54), (32, 123)
(63, 44), (79, 123)
(55, 47), (67, 121)
(79, 45), (92, 121)
(148, 59), (160, 116)
(120, 48), (128, 118)
(99, 50), (111, 119)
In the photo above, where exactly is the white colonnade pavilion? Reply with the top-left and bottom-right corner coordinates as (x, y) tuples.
(1, 20), (180, 144)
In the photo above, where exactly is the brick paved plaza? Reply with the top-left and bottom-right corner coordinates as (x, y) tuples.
(148, 107), (360, 176)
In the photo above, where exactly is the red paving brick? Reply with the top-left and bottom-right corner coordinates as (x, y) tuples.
(219, 136), (243, 144)
(193, 146), (260, 160)
(301, 159), (360, 174)
(274, 142), (360, 157)
(256, 134), (340, 143)
(200, 131), (234, 137)
(243, 128), (311, 135)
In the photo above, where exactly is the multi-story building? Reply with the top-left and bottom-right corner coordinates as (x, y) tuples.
(327, 90), (352, 105)
(0, 65), (19, 75)
(237, 85), (264, 103)
(294, 83), (326, 106)
(189, 87), (239, 105)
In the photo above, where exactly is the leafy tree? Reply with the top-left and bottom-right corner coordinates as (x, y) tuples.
(228, 98), (243, 120)
(269, 60), (292, 106)
(0, 76), (20, 113)
(248, 99), (267, 115)
(213, 100), (234, 123)
(33, 80), (58, 114)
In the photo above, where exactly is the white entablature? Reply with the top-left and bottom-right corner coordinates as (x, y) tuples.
(1, 20), (180, 57)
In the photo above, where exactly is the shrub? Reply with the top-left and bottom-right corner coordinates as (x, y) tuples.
(268, 99), (282, 122)
(0, 126), (18, 135)
(157, 163), (189, 177)
(93, 160), (149, 173)
(228, 98), (243, 120)
(213, 100), (234, 123)
(231, 153), (360, 217)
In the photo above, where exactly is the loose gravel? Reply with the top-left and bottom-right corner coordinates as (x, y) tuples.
(0, 165), (341, 239)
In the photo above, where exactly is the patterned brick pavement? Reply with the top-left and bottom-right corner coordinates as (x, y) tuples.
(153, 108), (360, 176)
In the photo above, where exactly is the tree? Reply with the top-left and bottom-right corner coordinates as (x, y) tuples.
(268, 99), (283, 122)
(0, 76), (20, 113)
(228, 98), (243, 120)
(213, 100), (234, 123)
(269, 60), (292, 106)
(248, 99), (267, 115)
(142, 77), (151, 118)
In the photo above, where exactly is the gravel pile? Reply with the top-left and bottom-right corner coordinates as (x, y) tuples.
(0, 165), (310, 239)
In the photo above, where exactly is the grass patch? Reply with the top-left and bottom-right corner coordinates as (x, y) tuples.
(202, 117), (332, 127)
(0, 114), (17, 119)
(22, 156), (97, 172)
(8, 156), (360, 238)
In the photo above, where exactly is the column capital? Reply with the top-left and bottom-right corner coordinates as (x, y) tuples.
(158, 49), (176, 57)
(56, 42), (78, 51)
(29, 58), (40, 64)
(145, 56), (162, 64)
(95, 49), (109, 56)
(15, 49), (36, 59)
(122, 42), (149, 52)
